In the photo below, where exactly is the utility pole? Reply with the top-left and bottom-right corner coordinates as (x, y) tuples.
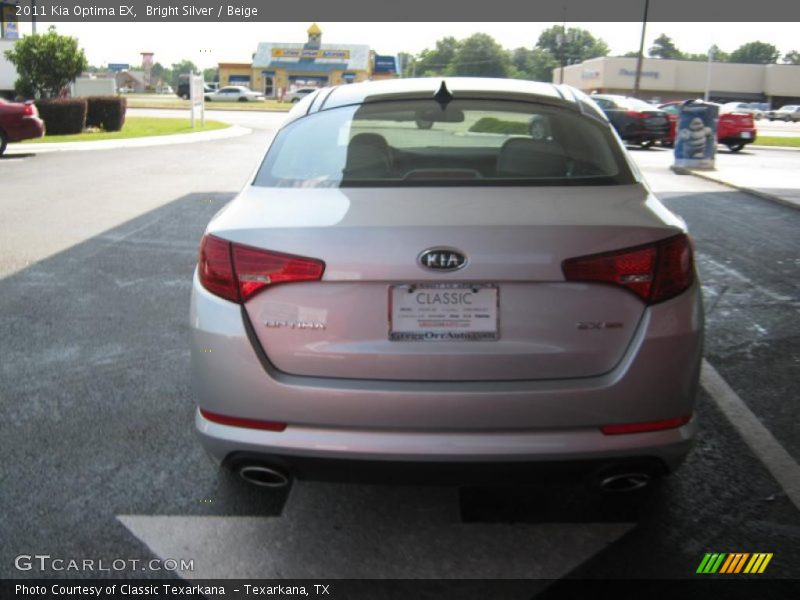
(31, 0), (37, 34)
(633, 0), (649, 98)
(704, 46), (715, 101)
(558, 8), (567, 84)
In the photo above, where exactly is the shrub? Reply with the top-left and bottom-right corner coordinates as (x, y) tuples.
(35, 98), (87, 135)
(469, 117), (529, 135)
(86, 96), (127, 132)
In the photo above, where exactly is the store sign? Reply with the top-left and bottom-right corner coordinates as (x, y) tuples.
(107, 63), (130, 73)
(272, 48), (350, 60)
(2, 5), (19, 39)
(373, 55), (397, 73)
(619, 68), (660, 79)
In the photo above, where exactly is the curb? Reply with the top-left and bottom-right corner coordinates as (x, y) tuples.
(10, 124), (252, 154)
(670, 165), (799, 210)
(748, 144), (800, 152)
(127, 104), (290, 114)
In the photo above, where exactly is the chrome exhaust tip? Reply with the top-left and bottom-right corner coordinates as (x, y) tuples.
(237, 465), (291, 488)
(598, 471), (652, 493)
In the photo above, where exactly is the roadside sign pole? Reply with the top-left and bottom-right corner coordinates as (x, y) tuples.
(189, 74), (204, 128)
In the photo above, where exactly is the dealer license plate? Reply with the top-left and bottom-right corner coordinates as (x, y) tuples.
(389, 283), (498, 341)
(740, 131), (752, 139)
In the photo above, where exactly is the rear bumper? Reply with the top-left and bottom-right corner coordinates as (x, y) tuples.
(191, 272), (703, 471)
(200, 410), (696, 476)
(718, 131), (756, 145)
(7, 116), (45, 143)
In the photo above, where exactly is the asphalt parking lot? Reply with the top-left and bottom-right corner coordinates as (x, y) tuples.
(1, 112), (798, 596)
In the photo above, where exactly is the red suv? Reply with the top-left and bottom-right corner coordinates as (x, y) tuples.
(0, 99), (45, 155)
(659, 101), (756, 153)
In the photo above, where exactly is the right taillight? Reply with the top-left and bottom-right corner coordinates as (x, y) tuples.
(562, 234), (694, 305)
(197, 234), (325, 303)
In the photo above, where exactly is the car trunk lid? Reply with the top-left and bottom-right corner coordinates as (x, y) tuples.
(209, 184), (684, 381)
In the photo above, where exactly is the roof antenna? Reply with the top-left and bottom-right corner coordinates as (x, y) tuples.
(433, 80), (453, 109)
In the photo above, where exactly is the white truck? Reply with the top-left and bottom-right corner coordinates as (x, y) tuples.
(1, 39), (18, 99)
(70, 77), (116, 97)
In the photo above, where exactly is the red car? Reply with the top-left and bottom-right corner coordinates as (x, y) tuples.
(659, 101), (757, 153)
(0, 99), (45, 155)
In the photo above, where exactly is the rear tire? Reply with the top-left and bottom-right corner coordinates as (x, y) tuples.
(0, 130), (7, 156)
(238, 97), (248, 103)
(639, 140), (655, 149)
(726, 143), (745, 153)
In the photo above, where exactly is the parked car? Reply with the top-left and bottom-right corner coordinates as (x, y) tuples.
(721, 102), (764, 120)
(590, 94), (670, 148)
(205, 86), (265, 102)
(285, 87), (317, 103)
(191, 78), (702, 491)
(748, 102), (770, 119)
(176, 81), (216, 99)
(658, 101), (757, 152)
(0, 98), (45, 155)
(766, 105), (800, 122)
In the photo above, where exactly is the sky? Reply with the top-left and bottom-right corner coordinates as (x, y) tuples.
(14, 21), (800, 70)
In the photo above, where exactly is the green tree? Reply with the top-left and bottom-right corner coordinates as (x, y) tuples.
(509, 47), (559, 82)
(414, 37), (460, 76)
(536, 26), (609, 66)
(782, 50), (800, 65)
(169, 59), (199, 88)
(203, 67), (219, 83)
(648, 34), (684, 59)
(3, 26), (88, 98)
(729, 41), (780, 64)
(450, 33), (510, 78)
(684, 45), (729, 62)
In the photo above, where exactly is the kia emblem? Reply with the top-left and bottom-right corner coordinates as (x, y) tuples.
(418, 248), (467, 271)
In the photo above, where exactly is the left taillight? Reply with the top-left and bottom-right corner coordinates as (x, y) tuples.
(22, 102), (37, 117)
(198, 234), (325, 303)
(562, 233), (694, 305)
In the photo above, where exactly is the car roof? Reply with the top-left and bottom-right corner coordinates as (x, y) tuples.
(285, 78), (605, 125)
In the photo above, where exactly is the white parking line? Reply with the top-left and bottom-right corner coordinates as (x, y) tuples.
(701, 359), (800, 511)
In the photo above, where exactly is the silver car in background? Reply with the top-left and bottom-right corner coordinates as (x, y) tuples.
(204, 85), (265, 102)
(191, 78), (703, 492)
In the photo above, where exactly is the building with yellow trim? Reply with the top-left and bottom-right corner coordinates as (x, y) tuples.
(218, 24), (394, 98)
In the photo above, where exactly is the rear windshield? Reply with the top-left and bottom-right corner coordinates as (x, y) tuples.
(253, 98), (634, 188)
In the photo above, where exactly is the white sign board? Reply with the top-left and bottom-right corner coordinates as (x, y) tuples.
(189, 74), (205, 128)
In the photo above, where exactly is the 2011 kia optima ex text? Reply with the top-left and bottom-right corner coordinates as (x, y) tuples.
(190, 78), (703, 492)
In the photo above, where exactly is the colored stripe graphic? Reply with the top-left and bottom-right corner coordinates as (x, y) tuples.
(758, 553), (773, 573)
(701, 552), (774, 575)
(734, 553), (750, 573)
(710, 553), (726, 573)
(718, 554), (735, 574)
(696, 553), (713, 573)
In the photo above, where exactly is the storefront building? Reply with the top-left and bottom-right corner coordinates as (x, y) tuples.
(559, 56), (800, 107)
(218, 24), (383, 98)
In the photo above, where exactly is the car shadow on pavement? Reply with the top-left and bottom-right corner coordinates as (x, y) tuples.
(0, 191), (291, 530)
(0, 152), (36, 160)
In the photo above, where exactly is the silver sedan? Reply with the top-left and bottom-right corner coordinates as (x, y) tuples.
(204, 85), (265, 102)
(191, 78), (703, 492)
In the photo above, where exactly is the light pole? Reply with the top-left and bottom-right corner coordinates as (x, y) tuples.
(704, 46), (715, 102)
(31, 0), (37, 34)
(633, 0), (650, 98)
